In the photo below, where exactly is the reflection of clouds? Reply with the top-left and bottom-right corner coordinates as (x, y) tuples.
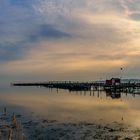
(1, 88), (140, 127)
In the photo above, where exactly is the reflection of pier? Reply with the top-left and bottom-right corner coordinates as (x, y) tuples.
(106, 91), (121, 99)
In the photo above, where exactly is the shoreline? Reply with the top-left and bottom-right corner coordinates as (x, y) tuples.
(0, 108), (140, 140)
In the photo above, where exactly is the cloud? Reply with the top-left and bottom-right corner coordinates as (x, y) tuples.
(0, 44), (24, 61)
(9, 0), (33, 7)
(129, 13), (140, 21)
(0, 39), (128, 79)
(0, 23), (71, 62)
(0, 0), (140, 82)
(123, 0), (140, 12)
(83, 23), (128, 43)
(0, 0), (71, 62)
(29, 24), (71, 41)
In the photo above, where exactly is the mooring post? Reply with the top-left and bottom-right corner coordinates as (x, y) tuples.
(8, 129), (12, 140)
(84, 90), (86, 95)
(4, 107), (7, 116)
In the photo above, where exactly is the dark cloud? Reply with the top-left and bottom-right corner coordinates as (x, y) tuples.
(9, 0), (32, 7)
(0, 1), (71, 62)
(0, 24), (71, 62)
(29, 24), (71, 41)
(0, 0), (71, 62)
(129, 13), (140, 21)
(0, 44), (26, 62)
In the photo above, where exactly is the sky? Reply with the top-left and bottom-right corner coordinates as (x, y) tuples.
(0, 0), (140, 84)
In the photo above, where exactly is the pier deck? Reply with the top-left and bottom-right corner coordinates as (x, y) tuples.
(12, 81), (140, 92)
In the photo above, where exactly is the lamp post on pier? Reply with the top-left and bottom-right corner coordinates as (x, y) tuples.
(120, 67), (123, 79)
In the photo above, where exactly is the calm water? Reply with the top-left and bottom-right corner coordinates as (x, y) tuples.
(0, 86), (140, 128)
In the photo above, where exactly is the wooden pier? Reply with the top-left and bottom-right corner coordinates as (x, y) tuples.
(12, 81), (140, 92)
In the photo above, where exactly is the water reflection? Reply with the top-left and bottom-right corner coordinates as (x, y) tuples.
(56, 87), (140, 100)
(106, 91), (121, 99)
(0, 86), (140, 128)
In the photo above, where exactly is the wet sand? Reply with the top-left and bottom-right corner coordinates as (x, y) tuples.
(0, 106), (140, 140)
(0, 110), (140, 140)
(24, 120), (140, 140)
